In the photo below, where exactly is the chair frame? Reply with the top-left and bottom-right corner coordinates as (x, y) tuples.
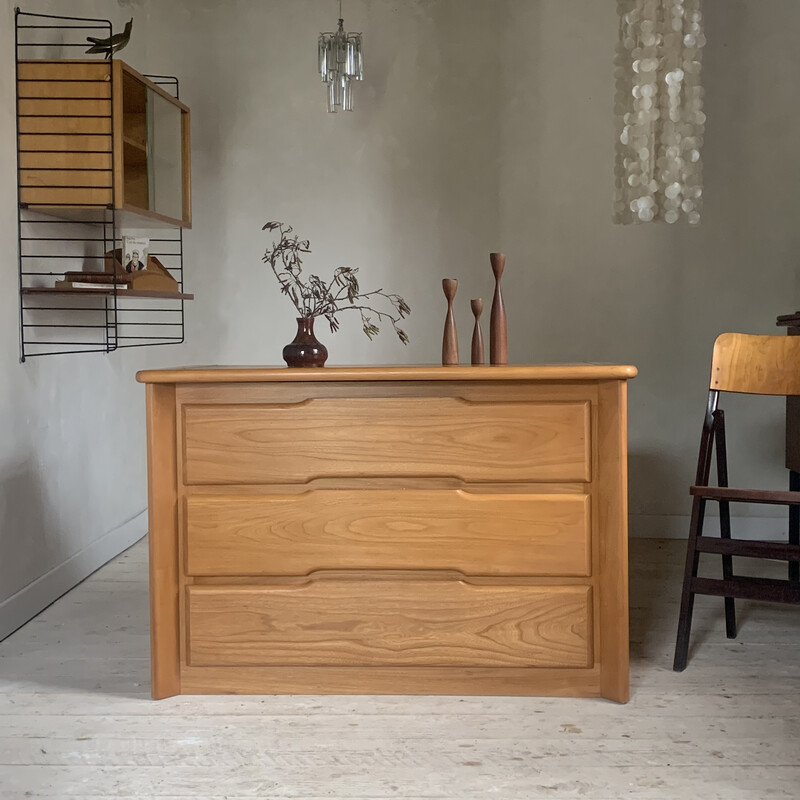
(673, 334), (800, 672)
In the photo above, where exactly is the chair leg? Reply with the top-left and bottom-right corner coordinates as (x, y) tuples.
(718, 499), (737, 638)
(713, 410), (736, 638)
(674, 496), (707, 671)
(790, 471), (800, 584)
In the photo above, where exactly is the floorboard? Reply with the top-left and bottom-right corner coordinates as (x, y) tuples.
(0, 539), (798, 799)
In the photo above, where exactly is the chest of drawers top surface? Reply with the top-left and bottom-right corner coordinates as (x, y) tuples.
(137, 364), (638, 384)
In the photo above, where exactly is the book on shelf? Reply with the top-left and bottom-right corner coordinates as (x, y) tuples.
(55, 281), (128, 290)
(121, 235), (149, 273)
(64, 271), (131, 286)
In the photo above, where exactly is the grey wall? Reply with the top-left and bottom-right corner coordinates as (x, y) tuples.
(0, 0), (199, 637)
(2, 0), (799, 636)
(163, 0), (800, 536)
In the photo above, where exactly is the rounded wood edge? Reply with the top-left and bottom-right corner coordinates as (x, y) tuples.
(136, 364), (639, 384)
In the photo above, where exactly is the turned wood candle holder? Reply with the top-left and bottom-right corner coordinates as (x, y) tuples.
(470, 298), (485, 365)
(489, 253), (507, 365)
(441, 278), (459, 366)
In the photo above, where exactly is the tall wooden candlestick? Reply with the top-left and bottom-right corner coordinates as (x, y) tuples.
(470, 298), (485, 365)
(441, 278), (459, 366)
(489, 252), (507, 365)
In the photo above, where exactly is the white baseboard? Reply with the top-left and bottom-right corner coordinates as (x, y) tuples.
(0, 509), (148, 642)
(630, 513), (790, 540)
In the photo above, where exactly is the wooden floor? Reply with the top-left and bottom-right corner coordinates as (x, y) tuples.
(0, 539), (798, 799)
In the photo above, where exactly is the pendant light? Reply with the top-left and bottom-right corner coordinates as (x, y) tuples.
(318, 0), (363, 112)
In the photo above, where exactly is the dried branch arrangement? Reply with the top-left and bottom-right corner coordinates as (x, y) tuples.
(262, 221), (410, 344)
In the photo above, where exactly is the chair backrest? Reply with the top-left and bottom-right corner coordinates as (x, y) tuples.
(710, 333), (800, 395)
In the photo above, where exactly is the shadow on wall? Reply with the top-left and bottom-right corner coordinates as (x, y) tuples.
(628, 449), (693, 536)
(0, 460), (67, 629)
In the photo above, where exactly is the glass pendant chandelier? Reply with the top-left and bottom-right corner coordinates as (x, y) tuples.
(318, 0), (363, 112)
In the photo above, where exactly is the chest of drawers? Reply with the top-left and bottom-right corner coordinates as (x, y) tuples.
(136, 364), (636, 701)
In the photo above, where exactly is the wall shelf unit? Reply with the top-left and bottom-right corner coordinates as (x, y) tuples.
(15, 8), (193, 361)
(22, 288), (195, 300)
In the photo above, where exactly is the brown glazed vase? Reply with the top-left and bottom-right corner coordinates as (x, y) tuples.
(283, 317), (328, 367)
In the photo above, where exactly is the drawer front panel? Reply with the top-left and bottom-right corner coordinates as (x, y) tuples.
(187, 583), (592, 668)
(182, 397), (590, 485)
(185, 491), (591, 577)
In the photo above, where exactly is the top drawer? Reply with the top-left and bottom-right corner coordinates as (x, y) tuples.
(182, 396), (591, 485)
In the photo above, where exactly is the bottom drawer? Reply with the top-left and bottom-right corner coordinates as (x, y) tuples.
(187, 581), (592, 669)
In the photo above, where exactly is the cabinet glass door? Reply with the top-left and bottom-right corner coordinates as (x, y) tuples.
(146, 88), (184, 222)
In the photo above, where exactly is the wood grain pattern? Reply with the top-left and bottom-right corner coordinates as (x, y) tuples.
(18, 116), (112, 134)
(112, 60), (125, 212)
(18, 98), (111, 117)
(441, 278), (459, 366)
(17, 80), (111, 99)
(19, 169), (112, 188)
(145, 384), (181, 699)
(19, 133), (111, 152)
(711, 332), (800, 395)
(17, 60), (111, 81)
(15, 60), (191, 228)
(137, 366), (634, 700)
(138, 364), (638, 384)
(597, 380), (629, 703)
(187, 583), (592, 668)
(18, 151), (112, 171)
(180, 663), (602, 696)
(184, 490), (591, 577)
(489, 253), (508, 365)
(182, 397), (591, 485)
(19, 187), (113, 206)
(181, 108), (192, 228)
(471, 298), (485, 365)
(176, 379), (598, 408)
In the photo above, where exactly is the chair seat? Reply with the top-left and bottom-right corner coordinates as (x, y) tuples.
(690, 486), (800, 505)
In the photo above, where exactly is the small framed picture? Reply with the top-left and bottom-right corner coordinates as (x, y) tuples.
(122, 235), (149, 274)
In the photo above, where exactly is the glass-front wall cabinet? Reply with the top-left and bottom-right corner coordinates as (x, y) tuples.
(119, 63), (191, 227)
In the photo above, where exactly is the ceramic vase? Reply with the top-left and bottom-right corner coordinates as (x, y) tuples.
(283, 317), (328, 368)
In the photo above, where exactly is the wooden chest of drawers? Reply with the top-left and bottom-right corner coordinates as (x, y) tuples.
(136, 365), (636, 701)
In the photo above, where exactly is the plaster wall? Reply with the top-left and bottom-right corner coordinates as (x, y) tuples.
(2, 0), (799, 637)
(0, 0), (212, 637)
(157, 0), (800, 536)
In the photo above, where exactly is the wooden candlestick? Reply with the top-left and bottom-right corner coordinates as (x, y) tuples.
(470, 298), (485, 365)
(489, 253), (507, 365)
(441, 278), (459, 366)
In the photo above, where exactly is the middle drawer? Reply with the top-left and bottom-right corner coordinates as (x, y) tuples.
(185, 490), (591, 577)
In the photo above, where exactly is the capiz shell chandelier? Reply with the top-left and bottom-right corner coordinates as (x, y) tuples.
(318, 0), (363, 112)
(614, 0), (705, 224)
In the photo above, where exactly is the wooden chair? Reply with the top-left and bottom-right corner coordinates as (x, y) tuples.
(673, 332), (800, 671)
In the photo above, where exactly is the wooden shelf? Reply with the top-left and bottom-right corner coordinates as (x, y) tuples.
(123, 135), (147, 152)
(20, 204), (189, 229)
(22, 287), (194, 300)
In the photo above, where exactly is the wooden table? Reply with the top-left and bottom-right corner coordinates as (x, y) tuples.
(136, 365), (637, 701)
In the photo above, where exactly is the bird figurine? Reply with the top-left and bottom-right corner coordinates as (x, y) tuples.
(85, 19), (133, 59)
